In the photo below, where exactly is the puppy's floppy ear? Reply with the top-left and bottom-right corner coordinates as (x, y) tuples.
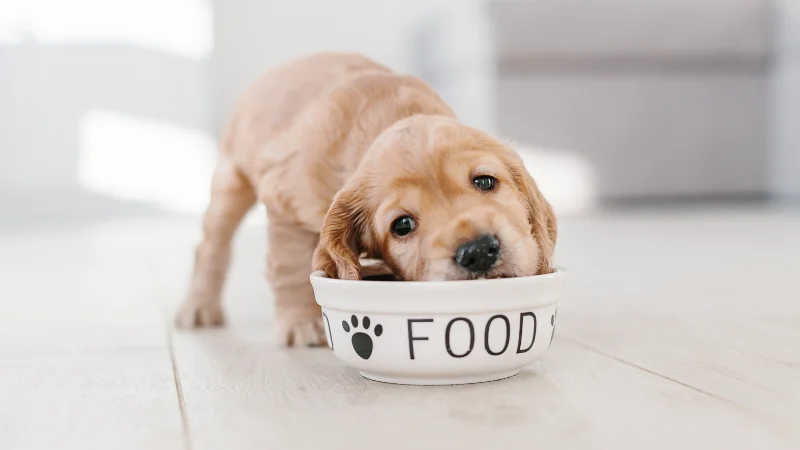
(313, 186), (369, 280)
(506, 156), (558, 274)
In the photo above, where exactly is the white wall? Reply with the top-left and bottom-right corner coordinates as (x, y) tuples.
(0, 0), (462, 215)
(209, 0), (459, 134)
(2, 0), (796, 217)
(0, 0), (215, 214)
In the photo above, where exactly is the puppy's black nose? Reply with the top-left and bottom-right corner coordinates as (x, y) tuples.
(454, 234), (500, 273)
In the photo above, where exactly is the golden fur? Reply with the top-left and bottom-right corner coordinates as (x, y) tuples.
(175, 53), (557, 346)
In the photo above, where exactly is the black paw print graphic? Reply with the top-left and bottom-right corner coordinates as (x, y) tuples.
(342, 315), (383, 360)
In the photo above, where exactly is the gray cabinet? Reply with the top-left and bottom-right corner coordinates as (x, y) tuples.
(416, 0), (776, 201)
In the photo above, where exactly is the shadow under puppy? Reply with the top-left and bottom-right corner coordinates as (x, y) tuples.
(176, 53), (557, 346)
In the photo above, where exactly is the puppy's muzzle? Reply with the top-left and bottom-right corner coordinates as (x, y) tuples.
(454, 234), (500, 273)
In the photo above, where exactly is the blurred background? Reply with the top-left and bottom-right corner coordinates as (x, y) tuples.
(2, 1), (800, 449)
(2, 0), (798, 223)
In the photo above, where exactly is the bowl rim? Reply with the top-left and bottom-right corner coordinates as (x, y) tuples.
(310, 266), (566, 287)
(309, 267), (567, 314)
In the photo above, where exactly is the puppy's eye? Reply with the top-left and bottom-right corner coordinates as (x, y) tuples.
(472, 175), (496, 192)
(390, 216), (416, 237)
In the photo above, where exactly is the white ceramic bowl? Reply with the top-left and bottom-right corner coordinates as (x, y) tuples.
(309, 268), (567, 385)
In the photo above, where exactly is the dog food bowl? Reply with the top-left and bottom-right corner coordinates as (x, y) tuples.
(309, 268), (567, 385)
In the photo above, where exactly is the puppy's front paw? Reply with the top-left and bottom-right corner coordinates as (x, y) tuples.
(277, 314), (326, 347)
(174, 300), (225, 329)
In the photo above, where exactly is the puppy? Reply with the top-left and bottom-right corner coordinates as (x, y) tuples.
(175, 53), (557, 346)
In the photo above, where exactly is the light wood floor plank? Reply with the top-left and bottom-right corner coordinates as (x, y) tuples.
(554, 209), (800, 436)
(3, 209), (798, 449)
(171, 327), (792, 450)
(0, 222), (172, 355)
(0, 350), (185, 450)
(0, 221), (187, 450)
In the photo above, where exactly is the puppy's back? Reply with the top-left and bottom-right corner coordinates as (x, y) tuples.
(222, 53), (390, 161)
(218, 52), (454, 230)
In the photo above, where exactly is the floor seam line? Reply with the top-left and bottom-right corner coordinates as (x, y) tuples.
(561, 336), (753, 411)
(167, 327), (193, 450)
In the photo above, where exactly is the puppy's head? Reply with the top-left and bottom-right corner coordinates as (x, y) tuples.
(313, 115), (557, 281)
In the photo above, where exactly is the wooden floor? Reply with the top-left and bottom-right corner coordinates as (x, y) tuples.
(1, 207), (798, 450)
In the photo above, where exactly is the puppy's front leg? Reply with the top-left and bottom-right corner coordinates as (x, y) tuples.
(176, 159), (256, 328)
(266, 220), (326, 347)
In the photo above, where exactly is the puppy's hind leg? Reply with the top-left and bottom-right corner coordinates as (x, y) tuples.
(266, 220), (326, 347)
(175, 158), (256, 328)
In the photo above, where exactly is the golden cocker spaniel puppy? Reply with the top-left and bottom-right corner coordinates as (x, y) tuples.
(175, 53), (557, 346)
